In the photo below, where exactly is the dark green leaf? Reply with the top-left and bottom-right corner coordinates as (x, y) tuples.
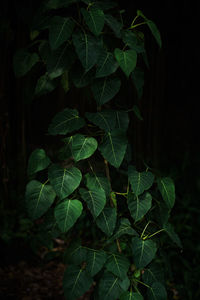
(81, 7), (105, 36)
(163, 223), (182, 248)
(96, 207), (117, 236)
(132, 105), (143, 121)
(35, 73), (57, 96)
(71, 134), (98, 161)
(142, 263), (164, 286)
(120, 291), (144, 300)
(71, 63), (95, 88)
(86, 249), (107, 276)
(157, 177), (175, 209)
(131, 237), (157, 268)
(114, 48), (137, 77)
(92, 1), (117, 10)
(64, 243), (87, 265)
(128, 192), (152, 222)
(147, 282), (167, 300)
(131, 68), (144, 99)
(27, 149), (51, 176)
(105, 14), (122, 37)
(13, 49), (39, 77)
(85, 110), (116, 132)
(115, 110), (129, 131)
(85, 173), (111, 196)
(96, 50), (118, 78)
(128, 166), (154, 196)
(110, 218), (138, 241)
(122, 30), (145, 53)
(105, 253), (130, 279)
(98, 271), (122, 300)
(45, 0), (79, 10)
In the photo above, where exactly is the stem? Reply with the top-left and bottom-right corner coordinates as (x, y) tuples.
(43, 179), (49, 185)
(134, 279), (151, 289)
(141, 221), (151, 238)
(130, 15), (139, 26)
(116, 239), (122, 253)
(129, 21), (147, 29)
(143, 229), (165, 240)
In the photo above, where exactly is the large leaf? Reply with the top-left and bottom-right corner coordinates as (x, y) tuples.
(63, 265), (93, 300)
(128, 166), (154, 196)
(49, 16), (75, 50)
(71, 134), (98, 161)
(122, 30), (145, 53)
(105, 14), (122, 37)
(85, 173), (111, 196)
(99, 129), (127, 168)
(35, 73), (57, 96)
(128, 192), (152, 222)
(96, 207), (117, 236)
(85, 110), (116, 132)
(48, 164), (82, 199)
(131, 237), (157, 268)
(79, 187), (106, 218)
(110, 218), (138, 241)
(48, 108), (85, 135)
(105, 253), (130, 279)
(86, 249), (107, 276)
(27, 148), (51, 176)
(91, 77), (121, 106)
(13, 49), (39, 77)
(25, 180), (56, 220)
(147, 282), (167, 300)
(72, 32), (100, 71)
(114, 49), (137, 77)
(55, 199), (83, 232)
(120, 291), (144, 300)
(96, 50), (118, 78)
(98, 271), (123, 300)
(81, 7), (105, 36)
(157, 177), (175, 209)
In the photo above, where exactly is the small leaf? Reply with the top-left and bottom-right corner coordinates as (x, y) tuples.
(55, 199), (83, 232)
(49, 16), (75, 50)
(96, 207), (117, 236)
(71, 134), (98, 161)
(71, 63), (95, 88)
(120, 291), (144, 300)
(99, 129), (127, 168)
(98, 271), (122, 300)
(85, 173), (111, 196)
(163, 223), (182, 248)
(63, 265), (93, 300)
(105, 253), (130, 279)
(35, 73), (57, 96)
(27, 148), (51, 176)
(86, 249), (107, 276)
(13, 49), (39, 77)
(122, 30), (145, 53)
(79, 187), (106, 218)
(128, 192), (152, 222)
(105, 14), (122, 37)
(91, 77), (121, 106)
(157, 177), (175, 209)
(48, 164), (82, 199)
(85, 110), (116, 132)
(96, 50), (118, 78)
(131, 237), (157, 268)
(147, 282), (167, 300)
(110, 218), (138, 241)
(81, 7), (105, 36)
(114, 48), (137, 77)
(25, 180), (56, 220)
(48, 108), (85, 135)
(128, 166), (154, 196)
(132, 105), (143, 121)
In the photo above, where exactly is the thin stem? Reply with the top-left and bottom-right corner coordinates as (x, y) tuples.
(141, 220), (152, 238)
(129, 21), (147, 29)
(116, 239), (122, 253)
(144, 229), (165, 240)
(134, 279), (151, 289)
(43, 179), (49, 185)
(130, 15), (139, 26)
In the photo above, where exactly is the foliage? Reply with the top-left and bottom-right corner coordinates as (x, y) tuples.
(13, 0), (181, 299)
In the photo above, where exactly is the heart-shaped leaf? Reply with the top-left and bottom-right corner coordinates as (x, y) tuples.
(96, 207), (117, 236)
(27, 148), (51, 176)
(98, 271), (123, 300)
(128, 192), (152, 222)
(25, 180), (56, 220)
(99, 129), (127, 168)
(109, 218), (138, 242)
(71, 134), (98, 161)
(91, 77), (121, 106)
(81, 7), (105, 36)
(49, 16), (75, 50)
(85, 110), (116, 132)
(128, 166), (154, 196)
(13, 49), (39, 77)
(86, 249), (107, 276)
(105, 253), (130, 279)
(157, 177), (175, 209)
(122, 30), (145, 53)
(79, 187), (106, 218)
(142, 262), (164, 286)
(48, 164), (82, 199)
(114, 48), (137, 77)
(96, 50), (118, 78)
(85, 173), (111, 196)
(131, 237), (157, 268)
(54, 199), (83, 232)
(35, 73), (57, 96)
(147, 282), (167, 300)
(48, 108), (85, 135)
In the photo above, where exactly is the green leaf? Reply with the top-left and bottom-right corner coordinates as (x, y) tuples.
(13, 49), (39, 77)
(105, 14), (122, 37)
(147, 282), (167, 300)
(131, 68), (144, 99)
(72, 32), (100, 72)
(27, 148), (51, 176)
(142, 263), (164, 286)
(86, 249), (107, 276)
(35, 73), (57, 96)
(131, 237), (157, 268)
(96, 207), (117, 236)
(63, 265), (93, 300)
(91, 77), (121, 106)
(48, 108), (85, 135)
(110, 218), (138, 241)
(132, 105), (143, 121)
(96, 50), (118, 78)
(120, 291), (144, 300)
(105, 253), (130, 279)
(115, 110), (129, 131)
(49, 16), (75, 50)
(163, 223), (182, 248)
(85, 110), (116, 132)
(114, 49), (137, 77)
(79, 187), (106, 218)
(48, 164), (82, 199)
(98, 271), (122, 300)
(85, 173), (111, 196)
(128, 192), (152, 222)
(71, 63), (95, 88)
(128, 166), (154, 196)
(64, 243), (87, 265)
(99, 129), (127, 168)
(71, 134), (98, 161)
(25, 180), (56, 220)
(92, 1), (117, 11)
(122, 30), (145, 53)
(55, 199), (83, 232)
(157, 177), (175, 209)
(81, 7), (105, 36)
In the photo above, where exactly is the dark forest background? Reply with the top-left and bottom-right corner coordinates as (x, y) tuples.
(0, 0), (200, 299)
